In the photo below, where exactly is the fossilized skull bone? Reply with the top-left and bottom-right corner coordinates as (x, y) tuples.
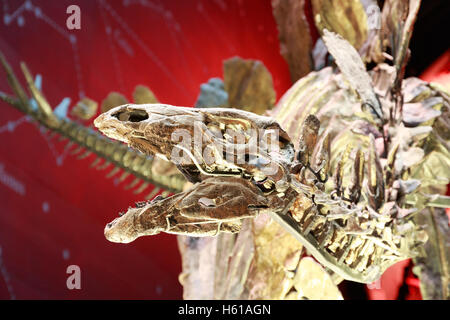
(94, 103), (426, 283)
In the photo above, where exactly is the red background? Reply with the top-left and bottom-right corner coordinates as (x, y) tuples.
(0, 0), (447, 299)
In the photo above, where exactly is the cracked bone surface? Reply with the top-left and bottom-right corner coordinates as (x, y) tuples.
(2, 0), (449, 298)
(94, 102), (432, 284)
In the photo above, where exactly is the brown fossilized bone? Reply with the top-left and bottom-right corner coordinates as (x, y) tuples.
(2, 0), (449, 298)
(94, 102), (431, 283)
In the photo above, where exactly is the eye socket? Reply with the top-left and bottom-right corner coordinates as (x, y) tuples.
(113, 109), (149, 122)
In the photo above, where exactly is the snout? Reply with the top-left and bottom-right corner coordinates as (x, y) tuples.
(104, 215), (138, 244)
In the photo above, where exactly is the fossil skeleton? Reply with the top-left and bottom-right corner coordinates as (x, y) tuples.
(1, 0), (449, 299)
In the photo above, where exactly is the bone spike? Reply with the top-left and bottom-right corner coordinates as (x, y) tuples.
(0, 52), (31, 111)
(63, 141), (75, 153)
(90, 157), (102, 168)
(124, 177), (140, 190)
(77, 150), (92, 160)
(106, 167), (121, 178)
(161, 190), (171, 198)
(367, 135), (385, 209)
(385, 143), (399, 187)
(333, 145), (351, 196)
(70, 145), (85, 156)
(118, 172), (130, 182)
(48, 130), (59, 140)
(302, 215), (316, 236)
(133, 182), (149, 194)
(297, 114), (320, 166)
(96, 161), (111, 170)
(314, 132), (331, 182)
(348, 148), (364, 203)
(20, 62), (59, 127)
(337, 236), (354, 264)
(0, 91), (21, 109)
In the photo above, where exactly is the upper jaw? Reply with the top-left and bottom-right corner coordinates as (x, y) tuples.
(94, 103), (295, 187)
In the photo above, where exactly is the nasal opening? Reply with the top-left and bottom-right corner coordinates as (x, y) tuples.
(112, 109), (149, 122)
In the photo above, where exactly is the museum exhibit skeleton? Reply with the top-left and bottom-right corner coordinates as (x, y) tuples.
(1, 0), (449, 299)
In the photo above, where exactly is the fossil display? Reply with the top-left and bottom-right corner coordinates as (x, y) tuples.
(1, 0), (449, 300)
